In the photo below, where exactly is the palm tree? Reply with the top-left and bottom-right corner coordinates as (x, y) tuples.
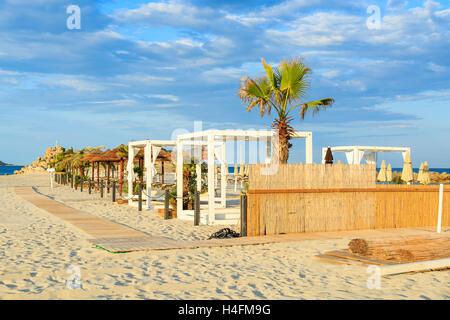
(238, 57), (334, 163)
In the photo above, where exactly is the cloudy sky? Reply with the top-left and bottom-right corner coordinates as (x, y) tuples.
(0, 0), (449, 167)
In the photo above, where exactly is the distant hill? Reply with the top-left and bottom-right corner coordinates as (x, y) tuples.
(0, 161), (12, 166)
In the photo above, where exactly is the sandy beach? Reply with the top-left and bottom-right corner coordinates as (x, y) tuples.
(0, 173), (448, 300)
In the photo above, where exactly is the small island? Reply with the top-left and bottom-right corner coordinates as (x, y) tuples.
(0, 161), (13, 166)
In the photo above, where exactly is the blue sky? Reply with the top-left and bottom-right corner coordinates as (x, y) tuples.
(0, 0), (449, 167)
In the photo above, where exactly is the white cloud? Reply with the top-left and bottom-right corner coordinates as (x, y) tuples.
(148, 94), (179, 102)
(52, 79), (104, 92)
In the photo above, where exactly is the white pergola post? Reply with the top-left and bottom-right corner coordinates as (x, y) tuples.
(145, 141), (152, 210)
(176, 139), (184, 216)
(127, 145), (135, 205)
(305, 132), (313, 164)
(265, 136), (271, 164)
(207, 133), (215, 224)
(220, 140), (227, 208)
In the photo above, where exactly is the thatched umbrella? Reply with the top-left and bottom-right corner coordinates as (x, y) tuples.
(81, 149), (104, 183)
(386, 163), (393, 182)
(89, 150), (110, 188)
(156, 149), (172, 184)
(422, 161), (430, 185)
(401, 152), (413, 184)
(417, 162), (424, 184)
(91, 148), (124, 193)
(377, 160), (387, 182)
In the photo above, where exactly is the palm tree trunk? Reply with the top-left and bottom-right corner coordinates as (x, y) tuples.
(273, 118), (293, 164)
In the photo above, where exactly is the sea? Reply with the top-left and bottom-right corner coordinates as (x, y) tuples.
(0, 166), (449, 176)
(0, 166), (24, 175)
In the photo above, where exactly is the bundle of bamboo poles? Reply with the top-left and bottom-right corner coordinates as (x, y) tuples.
(348, 234), (450, 263)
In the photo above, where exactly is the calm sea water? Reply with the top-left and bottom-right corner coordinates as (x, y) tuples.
(1, 166), (448, 176)
(0, 166), (24, 175)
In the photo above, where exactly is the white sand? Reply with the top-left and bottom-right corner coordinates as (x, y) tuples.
(0, 174), (448, 299)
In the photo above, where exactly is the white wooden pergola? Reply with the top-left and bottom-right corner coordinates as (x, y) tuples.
(127, 139), (176, 209)
(321, 146), (411, 165)
(176, 129), (313, 225)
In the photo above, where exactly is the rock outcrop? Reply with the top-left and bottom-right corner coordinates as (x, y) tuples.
(15, 146), (64, 175)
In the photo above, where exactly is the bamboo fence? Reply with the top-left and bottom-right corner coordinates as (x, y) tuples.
(246, 164), (449, 236)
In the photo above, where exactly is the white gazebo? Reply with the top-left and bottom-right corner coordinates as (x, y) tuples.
(176, 129), (313, 225)
(127, 139), (176, 209)
(321, 146), (411, 165)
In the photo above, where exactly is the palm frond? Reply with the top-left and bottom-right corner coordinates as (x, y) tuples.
(279, 57), (311, 107)
(238, 76), (275, 116)
(300, 98), (335, 119)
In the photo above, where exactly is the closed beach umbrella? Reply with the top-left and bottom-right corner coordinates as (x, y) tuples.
(234, 163), (238, 176)
(324, 147), (333, 164)
(401, 152), (413, 184)
(422, 161), (430, 185)
(417, 162), (424, 183)
(239, 161), (244, 175)
(377, 160), (387, 182)
(386, 163), (393, 182)
(337, 160), (342, 164)
(245, 164), (249, 176)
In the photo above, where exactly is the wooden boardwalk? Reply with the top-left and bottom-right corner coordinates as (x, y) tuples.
(14, 187), (447, 253)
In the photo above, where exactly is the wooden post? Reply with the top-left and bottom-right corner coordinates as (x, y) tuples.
(194, 191), (200, 226)
(112, 181), (116, 203)
(100, 180), (104, 198)
(240, 194), (247, 237)
(97, 162), (100, 190)
(164, 189), (170, 220)
(91, 162), (94, 187)
(88, 178), (92, 194)
(161, 161), (165, 184)
(74, 176), (78, 190)
(176, 140), (184, 218)
(138, 183), (142, 211)
(207, 133), (215, 225)
(139, 158), (144, 184)
(80, 177), (83, 192)
(107, 162), (110, 193)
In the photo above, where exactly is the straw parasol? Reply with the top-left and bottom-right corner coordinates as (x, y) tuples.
(401, 152), (413, 184)
(386, 163), (393, 182)
(422, 161), (430, 185)
(417, 162), (424, 183)
(377, 160), (387, 182)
